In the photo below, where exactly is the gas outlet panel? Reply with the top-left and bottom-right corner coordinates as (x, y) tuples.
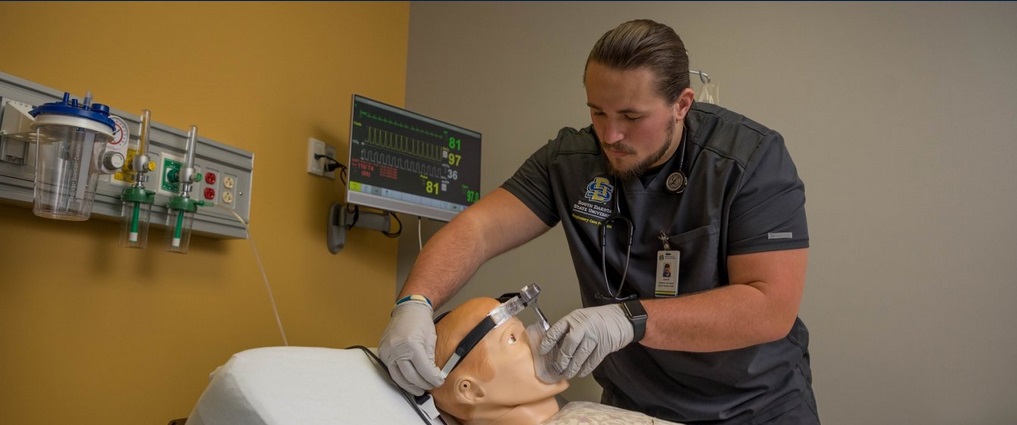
(0, 71), (253, 239)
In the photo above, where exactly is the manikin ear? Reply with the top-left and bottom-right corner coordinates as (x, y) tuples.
(453, 377), (486, 405)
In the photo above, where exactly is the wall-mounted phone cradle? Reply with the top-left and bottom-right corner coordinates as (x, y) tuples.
(327, 202), (391, 254)
(0, 70), (254, 239)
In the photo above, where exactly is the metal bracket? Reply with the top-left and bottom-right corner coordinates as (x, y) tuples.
(326, 202), (392, 254)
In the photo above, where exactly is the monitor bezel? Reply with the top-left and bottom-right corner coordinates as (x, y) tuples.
(345, 94), (482, 223)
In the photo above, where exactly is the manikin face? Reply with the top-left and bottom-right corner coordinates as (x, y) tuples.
(585, 61), (687, 180)
(435, 297), (568, 416)
(473, 315), (569, 405)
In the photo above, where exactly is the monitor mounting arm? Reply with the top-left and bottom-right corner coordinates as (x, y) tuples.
(326, 202), (392, 254)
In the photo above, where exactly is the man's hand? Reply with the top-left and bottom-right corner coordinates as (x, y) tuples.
(378, 301), (444, 395)
(539, 304), (634, 379)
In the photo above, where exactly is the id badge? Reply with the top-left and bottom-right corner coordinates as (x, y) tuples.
(655, 250), (679, 297)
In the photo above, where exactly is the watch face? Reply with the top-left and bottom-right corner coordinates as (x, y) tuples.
(622, 300), (647, 341)
(623, 300), (647, 319)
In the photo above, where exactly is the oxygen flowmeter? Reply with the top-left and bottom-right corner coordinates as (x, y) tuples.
(119, 109), (157, 248)
(165, 125), (205, 253)
(29, 92), (122, 220)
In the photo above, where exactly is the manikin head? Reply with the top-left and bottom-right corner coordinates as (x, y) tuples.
(583, 19), (696, 180)
(432, 297), (569, 425)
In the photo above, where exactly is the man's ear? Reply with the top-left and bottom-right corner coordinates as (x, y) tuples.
(454, 377), (486, 404)
(674, 87), (695, 122)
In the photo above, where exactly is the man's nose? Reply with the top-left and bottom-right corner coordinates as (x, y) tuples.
(601, 121), (624, 145)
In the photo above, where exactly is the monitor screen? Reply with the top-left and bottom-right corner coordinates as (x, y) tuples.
(346, 95), (482, 222)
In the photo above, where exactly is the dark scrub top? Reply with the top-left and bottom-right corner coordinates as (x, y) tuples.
(501, 102), (817, 424)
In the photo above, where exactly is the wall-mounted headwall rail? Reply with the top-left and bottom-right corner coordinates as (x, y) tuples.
(0, 71), (253, 239)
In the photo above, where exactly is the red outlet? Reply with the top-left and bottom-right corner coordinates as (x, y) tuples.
(205, 172), (217, 185)
(204, 187), (216, 200)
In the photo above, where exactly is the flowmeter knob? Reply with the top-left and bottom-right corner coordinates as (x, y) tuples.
(102, 151), (125, 172)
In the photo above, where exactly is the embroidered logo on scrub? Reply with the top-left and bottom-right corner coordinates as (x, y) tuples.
(571, 177), (614, 224)
(585, 177), (613, 203)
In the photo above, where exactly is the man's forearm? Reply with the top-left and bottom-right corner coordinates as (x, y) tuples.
(399, 214), (488, 308)
(640, 249), (808, 352)
(398, 188), (553, 308)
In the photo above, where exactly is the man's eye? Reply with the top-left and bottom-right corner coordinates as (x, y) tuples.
(625, 115), (641, 121)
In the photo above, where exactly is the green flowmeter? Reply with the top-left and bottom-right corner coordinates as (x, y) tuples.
(119, 110), (156, 249)
(164, 125), (204, 253)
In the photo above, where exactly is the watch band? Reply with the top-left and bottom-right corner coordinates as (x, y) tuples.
(621, 299), (647, 342)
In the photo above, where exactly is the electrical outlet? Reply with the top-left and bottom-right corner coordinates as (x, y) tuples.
(307, 137), (325, 176)
(323, 143), (338, 180)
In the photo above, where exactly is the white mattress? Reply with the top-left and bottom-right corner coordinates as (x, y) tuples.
(186, 346), (433, 425)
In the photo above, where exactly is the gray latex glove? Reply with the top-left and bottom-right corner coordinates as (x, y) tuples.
(378, 301), (444, 395)
(538, 304), (634, 379)
(526, 323), (567, 384)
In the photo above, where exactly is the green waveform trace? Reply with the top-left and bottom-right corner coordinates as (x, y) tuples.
(359, 110), (449, 140)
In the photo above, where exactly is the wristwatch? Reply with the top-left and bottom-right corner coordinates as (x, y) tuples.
(620, 299), (647, 342)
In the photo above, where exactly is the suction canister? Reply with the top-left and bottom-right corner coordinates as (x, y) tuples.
(29, 93), (115, 220)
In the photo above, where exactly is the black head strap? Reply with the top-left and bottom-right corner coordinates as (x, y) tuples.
(433, 291), (520, 375)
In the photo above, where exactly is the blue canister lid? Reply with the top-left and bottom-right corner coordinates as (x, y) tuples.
(29, 92), (115, 131)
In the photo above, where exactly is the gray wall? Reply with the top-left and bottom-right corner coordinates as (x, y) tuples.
(400, 3), (1017, 424)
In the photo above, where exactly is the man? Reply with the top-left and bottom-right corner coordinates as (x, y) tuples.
(381, 19), (818, 424)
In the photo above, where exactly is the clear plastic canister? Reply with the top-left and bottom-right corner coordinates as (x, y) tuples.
(166, 208), (195, 254)
(165, 195), (200, 254)
(120, 186), (155, 249)
(30, 94), (115, 221)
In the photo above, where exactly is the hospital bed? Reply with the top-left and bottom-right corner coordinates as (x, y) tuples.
(184, 346), (456, 425)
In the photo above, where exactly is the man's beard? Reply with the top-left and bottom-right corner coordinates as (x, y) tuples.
(604, 119), (676, 180)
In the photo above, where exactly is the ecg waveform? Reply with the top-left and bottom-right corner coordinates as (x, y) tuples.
(359, 110), (447, 140)
(365, 126), (443, 163)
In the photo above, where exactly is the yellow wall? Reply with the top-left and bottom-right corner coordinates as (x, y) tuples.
(0, 2), (409, 423)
